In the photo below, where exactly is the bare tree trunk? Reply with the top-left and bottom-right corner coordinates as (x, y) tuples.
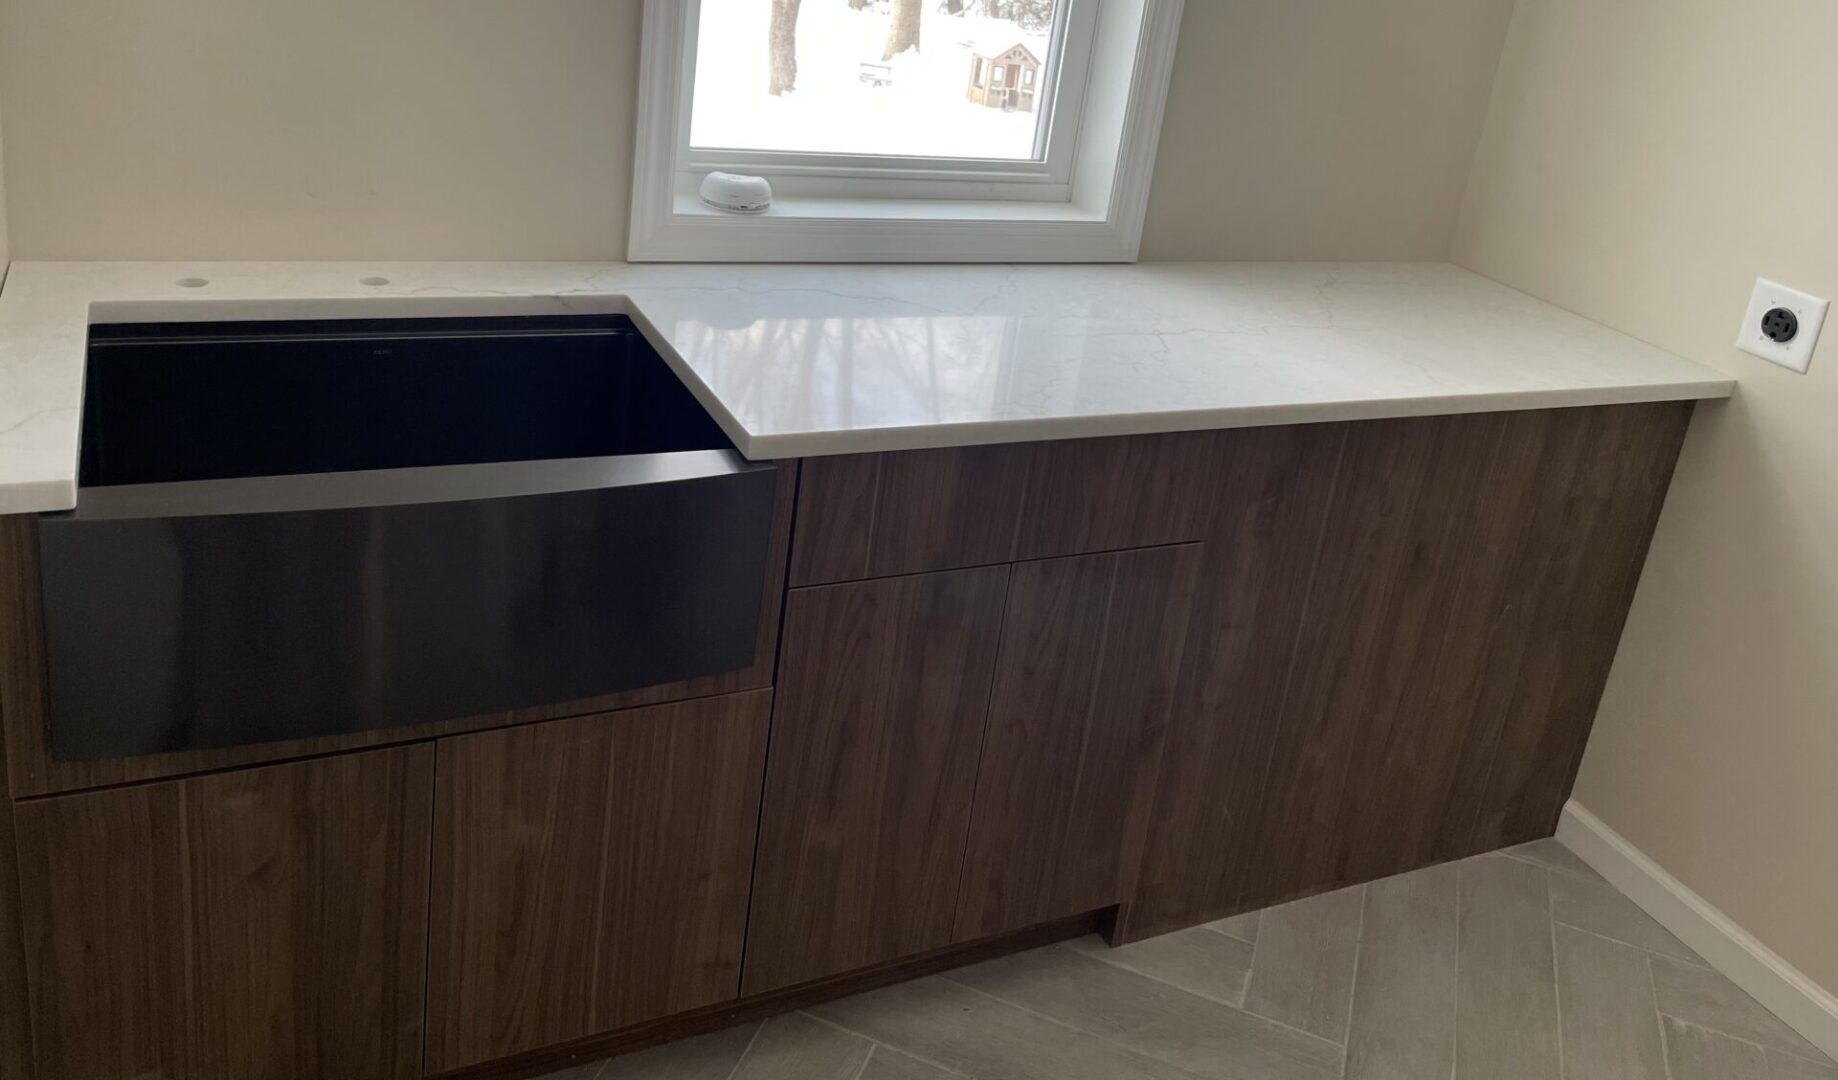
(943, 0), (964, 12)
(769, 0), (803, 96)
(849, 0), (869, 9)
(883, 0), (921, 59)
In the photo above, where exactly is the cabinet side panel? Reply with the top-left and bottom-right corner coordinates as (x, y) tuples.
(1465, 402), (1694, 848)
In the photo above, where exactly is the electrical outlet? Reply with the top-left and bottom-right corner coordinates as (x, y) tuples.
(1737, 277), (1828, 373)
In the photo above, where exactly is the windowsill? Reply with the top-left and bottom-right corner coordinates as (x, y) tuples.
(669, 191), (1109, 225)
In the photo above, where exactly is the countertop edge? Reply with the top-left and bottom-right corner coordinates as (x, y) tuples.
(732, 379), (1736, 461)
(0, 260), (1740, 515)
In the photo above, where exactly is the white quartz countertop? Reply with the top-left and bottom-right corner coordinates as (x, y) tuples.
(0, 260), (1733, 514)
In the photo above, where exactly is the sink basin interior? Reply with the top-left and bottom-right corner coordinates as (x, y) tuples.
(79, 313), (732, 487)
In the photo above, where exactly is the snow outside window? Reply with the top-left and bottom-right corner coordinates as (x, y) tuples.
(692, 0), (1068, 164)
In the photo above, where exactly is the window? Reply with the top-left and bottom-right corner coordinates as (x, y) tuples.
(690, 0), (1069, 163)
(631, 0), (1187, 263)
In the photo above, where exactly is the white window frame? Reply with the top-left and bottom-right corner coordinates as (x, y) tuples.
(628, 0), (1187, 263)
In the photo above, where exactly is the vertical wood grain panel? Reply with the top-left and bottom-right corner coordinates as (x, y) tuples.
(743, 568), (1010, 994)
(186, 749), (433, 1080)
(0, 520), (36, 1079)
(955, 544), (1202, 939)
(1012, 431), (1228, 561)
(1466, 402), (1693, 847)
(1122, 423), (1350, 939)
(1243, 411), (1514, 904)
(426, 691), (769, 1072)
(863, 446), (1032, 578)
(17, 781), (191, 1080)
(1122, 402), (1694, 936)
(787, 446), (1032, 585)
(15, 745), (433, 1080)
(790, 454), (882, 587)
(791, 434), (1233, 587)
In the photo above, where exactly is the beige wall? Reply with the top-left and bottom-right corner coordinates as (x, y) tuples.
(0, 110), (10, 271)
(0, 0), (1516, 262)
(0, 0), (643, 260)
(1457, 0), (1838, 991)
(1142, 0), (1515, 260)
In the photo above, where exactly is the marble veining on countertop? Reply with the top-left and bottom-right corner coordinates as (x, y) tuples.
(0, 260), (1734, 514)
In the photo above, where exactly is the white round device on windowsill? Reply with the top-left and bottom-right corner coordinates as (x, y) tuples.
(699, 172), (773, 215)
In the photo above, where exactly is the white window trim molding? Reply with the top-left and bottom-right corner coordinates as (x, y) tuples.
(628, 0), (1187, 264)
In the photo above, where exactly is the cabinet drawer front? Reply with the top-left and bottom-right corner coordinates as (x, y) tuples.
(425, 691), (769, 1072)
(14, 745), (433, 1080)
(790, 431), (1232, 585)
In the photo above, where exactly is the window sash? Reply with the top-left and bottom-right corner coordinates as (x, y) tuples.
(674, 0), (1099, 192)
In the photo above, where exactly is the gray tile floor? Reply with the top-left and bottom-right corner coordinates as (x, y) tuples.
(542, 840), (1836, 1080)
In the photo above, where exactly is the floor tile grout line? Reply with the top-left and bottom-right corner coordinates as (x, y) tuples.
(1452, 860), (1463, 1080)
(1338, 883), (1369, 1080)
(1550, 867), (1570, 1080)
(1649, 956), (1680, 1080)
(1658, 1010), (1836, 1068)
(1553, 920), (1708, 968)
(1203, 922), (1258, 947)
(1057, 941), (1346, 1050)
(1060, 941), (1259, 1017)
(719, 1019), (766, 1080)
(1243, 907), (1265, 1011)
(1496, 847), (1601, 882)
(1769, 1047), (1838, 1072)
(935, 972), (1218, 1080)
(798, 1009), (973, 1078)
(847, 1043), (876, 1080)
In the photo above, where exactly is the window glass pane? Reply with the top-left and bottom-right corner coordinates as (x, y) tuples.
(690, 0), (1063, 161)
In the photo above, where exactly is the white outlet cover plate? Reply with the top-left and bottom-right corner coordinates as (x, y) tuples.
(1737, 277), (1828, 373)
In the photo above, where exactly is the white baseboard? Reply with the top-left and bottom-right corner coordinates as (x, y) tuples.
(1557, 800), (1838, 1061)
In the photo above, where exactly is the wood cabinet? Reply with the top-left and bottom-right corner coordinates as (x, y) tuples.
(1122, 402), (1695, 937)
(790, 432), (1231, 586)
(0, 402), (1698, 1077)
(750, 544), (1206, 987)
(955, 545), (1203, 939)
(13, 745), (433, 1080)
(786, 405), (1694, 944)
(425, 691), (770, 1073)
(743, 569), (1010, 994)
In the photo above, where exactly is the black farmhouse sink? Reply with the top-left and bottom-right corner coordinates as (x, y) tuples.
(38, 313), (776, 760)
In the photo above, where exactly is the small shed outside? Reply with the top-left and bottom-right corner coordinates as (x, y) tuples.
(965, 41), (1041, 113)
